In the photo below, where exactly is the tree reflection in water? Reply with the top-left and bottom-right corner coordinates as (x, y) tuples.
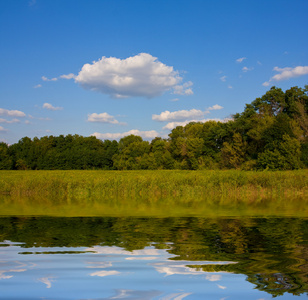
(0, 216), (307, 297)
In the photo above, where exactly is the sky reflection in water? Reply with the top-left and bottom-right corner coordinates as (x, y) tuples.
(0, 217), (307, 299)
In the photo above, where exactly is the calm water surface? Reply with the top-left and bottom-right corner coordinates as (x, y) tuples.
(0, 216), (307, 299)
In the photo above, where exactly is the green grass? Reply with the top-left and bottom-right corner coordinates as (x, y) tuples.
(0, 170), (307, 217)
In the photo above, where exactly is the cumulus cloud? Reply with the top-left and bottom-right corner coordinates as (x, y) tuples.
(87, 112), (124, 125)
(0, 118), (20, 124)
(0, 108), (26, 117)
(163, 118), (225, 130)
(263, 66), (308, 86)
(152, 109), (205, 122)
(43, 103), (63, 111)
(236, 57), (246, 63)
(92, 129), (159, 140)
(173, 81), (194, 95)
(74, 53), (191, 98)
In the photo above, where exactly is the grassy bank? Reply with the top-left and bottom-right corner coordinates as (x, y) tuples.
(0, 170), (307, 217)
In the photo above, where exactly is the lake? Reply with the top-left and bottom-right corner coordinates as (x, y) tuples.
(0, 216), (307, 299)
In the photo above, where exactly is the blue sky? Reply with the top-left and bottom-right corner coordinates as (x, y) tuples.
(1, 0), (307, 144)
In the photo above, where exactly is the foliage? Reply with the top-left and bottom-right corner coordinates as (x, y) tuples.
(1, 85), (308, 170)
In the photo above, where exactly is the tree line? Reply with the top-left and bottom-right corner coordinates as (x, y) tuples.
(0, 85), (307, 170)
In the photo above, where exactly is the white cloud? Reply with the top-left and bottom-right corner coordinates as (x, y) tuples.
(34, 84), (42, 88)
(220, 76), (227, 82)
(42, 103), (63, 111)
(59, 73), (76, 80)
(87, 112), (123, 124)
(74, 53), (190, 98)
(170, 98), (179, 102)
(92, 129), (159, 140)
(0, 126), (7, 132)
(263, 65), (308, 86)
(236, 57), (246, 63)
(42, 76), (57, 82)
(208, 104), (223, 110)
(228, 85), (233, 89)
(38, 277), (56, 289)
(242, 66), (253, 72)
(90, 270), (120, 277)
(173, 81), (194, 95)
(152, 109), (204, 122)
(163, 118), (225, 130)
(206, 274), (222, 282)
(217, 284), (227, 289)
(0, 108), (26, 117)
(0, 118), (20, 124)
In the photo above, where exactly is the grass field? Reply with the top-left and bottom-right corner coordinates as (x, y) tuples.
(0, 170), (307, 217)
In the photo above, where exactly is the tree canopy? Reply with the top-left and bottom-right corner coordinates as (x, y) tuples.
(1, 85), (307, 170)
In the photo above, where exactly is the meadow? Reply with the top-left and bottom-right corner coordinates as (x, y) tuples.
(0, 170), (307, 217)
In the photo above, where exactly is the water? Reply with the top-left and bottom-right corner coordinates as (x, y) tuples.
(0, 216), (307, 299)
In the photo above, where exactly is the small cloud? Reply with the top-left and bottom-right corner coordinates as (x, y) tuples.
(34, 84), (42, 88)
(208, 104), (223, 110)
(170, 98), (179, 102)
(220, 76), (227, 82)
(38, 277), (56, 289)
(59, 73), (76, 80)
(42, 76), (57, 82)
(0, 118), (20, 124)
(217, 284), (227, 290)
(29, 0), (36, 6)
(242, 66), (253, 72)
(228, 85), (233, 89)
(152, 109), (204, 122)
(92, 129), (159, 140)
(0, 126), (8, 132)
(25, 120), (31, 125)
(0, 108), (26, 118)
(206, 274), (222, 282)
(236, 57), (246, 63)
(42, 103), (63, 111)
(263, 65), (308, 86)
(87, 112), (124, 125)
(173, 81), (193, 95)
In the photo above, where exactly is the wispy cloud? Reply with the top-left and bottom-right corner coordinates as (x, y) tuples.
(42, 76), (58, 82)
(173, 81), (193, 95)
(92, 129), (159, 140)
(0, 108), (26, 117)
(263, 66), (308, 86)
(38, 277), (56, 289)
(236, 57), (246, 63)
(242, 66), (253, 72)
(0, 118), (20, 124)
(42, 103), (63, 111)
(34, 84), (42, 88)
(220, 75), (227, 82)
(0, 126), (8, 132)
